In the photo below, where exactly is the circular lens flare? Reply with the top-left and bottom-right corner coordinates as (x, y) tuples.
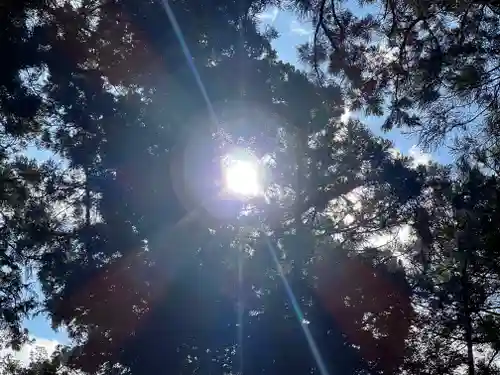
(223, 150), (262, 198)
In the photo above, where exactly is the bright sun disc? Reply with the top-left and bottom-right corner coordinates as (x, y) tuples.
(223, 152), (261, 198)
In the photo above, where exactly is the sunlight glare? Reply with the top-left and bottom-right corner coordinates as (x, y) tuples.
(223, 151), (262, 198)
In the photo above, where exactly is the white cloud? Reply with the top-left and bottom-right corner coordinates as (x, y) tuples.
(257, 7), (279, 24)
(408, 145), (432, 166)
(366, 224), (415, 249)
(340, 107), (350, 124)
(343, 213), (355, 225)
(365, 43), (397, 70)
(378, 44), (397, 64)
(388, 147), (402, 159)
(389, 145), (432, 167)
(290, 20), (311, 36)
(397, 224), (414, 243)
(0, 336), (60, 366)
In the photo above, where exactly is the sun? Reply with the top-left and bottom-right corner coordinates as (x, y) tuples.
(225, 160), (260, 197)
(223, 150), (262, 198)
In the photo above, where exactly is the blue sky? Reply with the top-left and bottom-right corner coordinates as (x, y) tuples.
(259, 6), (453, 165)
(20, 148), (69, 345)
(23, 306), (69, 344)
(18, 2), (454, 359)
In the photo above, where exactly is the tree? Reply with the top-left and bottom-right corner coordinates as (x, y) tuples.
(0, 345), (76, 375)
(284, 4), (500, 371)
(387, 162), (500, 375)
(0, 0), (70, 351)
(291, 0), (500, 153)
(3, 1), (470, 375)
(9, 1), (434, 375)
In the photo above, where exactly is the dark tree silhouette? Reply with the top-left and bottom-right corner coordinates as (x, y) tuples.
(9, 1), (500, 375)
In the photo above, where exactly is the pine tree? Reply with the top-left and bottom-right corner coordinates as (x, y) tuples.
(291, 0), (500, 150)
(0, 345), (75, 375)
(392, 162), (500, 375)
(283, 2), (500, 371)
(0, 0), (68, 352)
(18, 1), (432, 375)
(2, 1), (469, 375)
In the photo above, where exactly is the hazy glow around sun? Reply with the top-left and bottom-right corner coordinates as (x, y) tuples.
(223, 152), (262, 198)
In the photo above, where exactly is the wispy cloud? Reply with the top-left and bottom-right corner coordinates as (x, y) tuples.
(408, 145), (432, 166)
(256, 7), (279, 24)
(290, 20), (311, 36)
(388, 145), (432, 167)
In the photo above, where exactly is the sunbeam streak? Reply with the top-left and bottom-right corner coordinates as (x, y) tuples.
(237, 244), (244, 374)
(158, 0), (219, 129)
(157, 3), (329, 374)
(265, 236), (331, 375)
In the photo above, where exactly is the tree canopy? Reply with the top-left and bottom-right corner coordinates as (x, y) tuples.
(3, 0), (500, 375)
(294, 0), (500, 153)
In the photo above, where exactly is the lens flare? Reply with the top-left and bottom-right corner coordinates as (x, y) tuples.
(223, 150), (262, 198)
